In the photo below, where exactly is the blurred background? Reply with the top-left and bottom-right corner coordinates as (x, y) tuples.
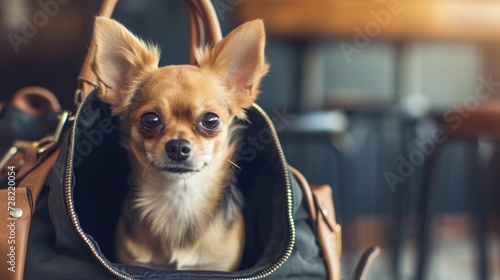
(1, 0), (500, 279)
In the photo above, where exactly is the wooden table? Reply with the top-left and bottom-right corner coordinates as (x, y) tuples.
(235, 0), (500, 42)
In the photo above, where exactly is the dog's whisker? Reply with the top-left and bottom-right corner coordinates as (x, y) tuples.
(131, 164), (142, 175)
(226, 159), (241, 170)
(142, 162), (152, 178)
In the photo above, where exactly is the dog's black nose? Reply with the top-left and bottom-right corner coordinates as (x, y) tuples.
(166, 140), (191, 161)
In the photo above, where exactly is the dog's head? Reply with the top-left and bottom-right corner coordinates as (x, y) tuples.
(92, 16), (268, 176)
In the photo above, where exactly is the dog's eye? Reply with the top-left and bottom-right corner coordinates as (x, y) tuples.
(140, 112), (164, 138)
(141, 112), (161, 129)
(200, 113), (220, 130)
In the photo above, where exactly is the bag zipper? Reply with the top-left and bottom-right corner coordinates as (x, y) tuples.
(64, 96), (134, 280)
(63, 97), (295, 280)
(237, 104), (296, 280)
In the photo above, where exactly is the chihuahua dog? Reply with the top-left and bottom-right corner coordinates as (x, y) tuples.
(91, 16), (268, 271)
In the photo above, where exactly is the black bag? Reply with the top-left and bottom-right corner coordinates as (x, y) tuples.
(0, 86), (61, 181)
(0, 87), (61, 156)
(25, 89), (340, 280)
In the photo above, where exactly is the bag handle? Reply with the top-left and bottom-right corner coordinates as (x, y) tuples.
(75, 0), (222, 105)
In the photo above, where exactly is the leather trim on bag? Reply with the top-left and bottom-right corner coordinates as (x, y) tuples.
(11, 87), (61, 118)
(0, 187), (32, 280)
(352, 246), (380, 280)
(289, 166), (341, 280)
(0, 147), (60, 280)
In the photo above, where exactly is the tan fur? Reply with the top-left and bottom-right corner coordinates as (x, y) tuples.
(92, 16), (268, 271)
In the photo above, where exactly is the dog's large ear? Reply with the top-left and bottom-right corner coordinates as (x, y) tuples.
(92, 16), (160, 113)
(196, 20), (269, 118)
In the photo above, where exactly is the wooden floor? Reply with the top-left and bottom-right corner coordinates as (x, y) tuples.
(341, 214), (500, 280)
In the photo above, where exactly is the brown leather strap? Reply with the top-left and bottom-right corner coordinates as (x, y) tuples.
(11, 87), (61, 118)
(0, 86), (60, 182)
(19, 146), (61, 210)
(290, 166), (317, 221)
(290, 166), (342, 280)
(352, 246), (380, 280)
(187, 0), (223, 49)
(2, 143), (45, 185)
(311, 183), (342, 280)
(0, 187), (32, 280)
(290, 166), (380, 280)
(0, 147), (60, 280)
(185, 0), (205, 65)
(77, 0), (118, 98)
(77, 0), (222, 102)
(13, 144), (44, 183)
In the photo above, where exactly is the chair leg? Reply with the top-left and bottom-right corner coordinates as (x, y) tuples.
(415, 141), (443, 280)
(391, 189), (407, 279)
(471, 139), (491, 280)
(391, 122), (412, 279)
